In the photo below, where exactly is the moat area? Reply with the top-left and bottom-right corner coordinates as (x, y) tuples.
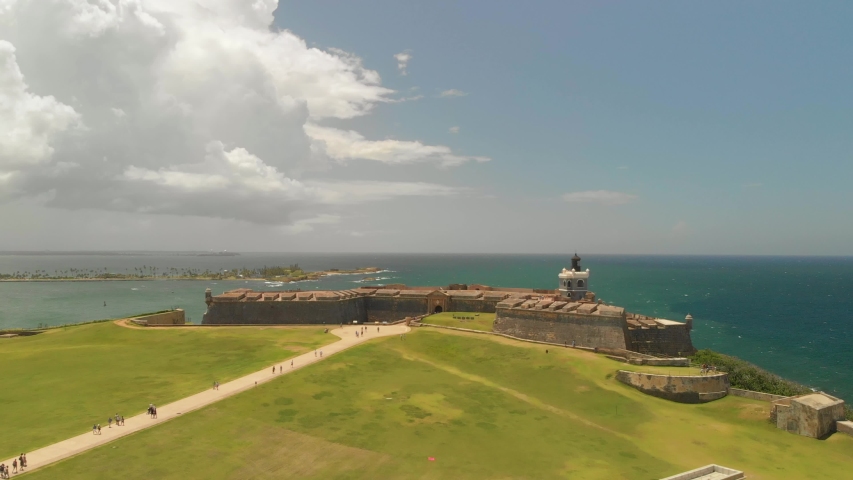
(1, 253), (851, 401)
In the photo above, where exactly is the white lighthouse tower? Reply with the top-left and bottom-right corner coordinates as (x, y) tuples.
(558, 253), (590, 301)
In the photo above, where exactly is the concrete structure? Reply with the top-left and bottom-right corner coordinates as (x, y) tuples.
(771, 392), (846, 438)
(202, 257), (696, 357)
(659, 464), (744, 480)
(616, 370), (729, 404)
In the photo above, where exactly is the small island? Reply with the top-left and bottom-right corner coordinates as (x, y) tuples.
(0, 264), (381, 282)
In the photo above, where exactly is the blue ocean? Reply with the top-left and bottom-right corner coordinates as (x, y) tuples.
(1, 253), (850, 400)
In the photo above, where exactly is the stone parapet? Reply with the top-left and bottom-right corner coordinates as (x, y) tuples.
(616, 370), (729, 404)
(132, 309), (185, 326)
(837, 420), (853, 437)
(729, 388), (790, 402)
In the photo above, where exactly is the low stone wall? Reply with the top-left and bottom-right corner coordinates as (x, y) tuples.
(660, 464), (744, 480)
(837, 420), (853, 437)
(729, 388), (789, 402)
(627, 357), (690, 367)
(134, 309), (185, 325)
(616, 370), (729, 404)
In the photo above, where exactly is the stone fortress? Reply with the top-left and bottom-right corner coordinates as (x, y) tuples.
(203, 254), (695, 357)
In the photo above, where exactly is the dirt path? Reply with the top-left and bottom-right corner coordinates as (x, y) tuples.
(2, 324), (409, 477)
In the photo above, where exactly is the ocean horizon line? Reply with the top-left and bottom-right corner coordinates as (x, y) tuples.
(1, 250), (852, 259)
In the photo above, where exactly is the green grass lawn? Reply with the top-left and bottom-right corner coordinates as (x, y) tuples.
(22, 328), (853, 479)
(0, 322), (332, 459)
(423, 311), (496, 331)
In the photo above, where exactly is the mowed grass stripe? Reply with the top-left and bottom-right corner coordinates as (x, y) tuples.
(0, 322), (332, 458)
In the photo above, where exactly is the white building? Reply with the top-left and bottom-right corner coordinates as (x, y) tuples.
(558, 253), (590, 301)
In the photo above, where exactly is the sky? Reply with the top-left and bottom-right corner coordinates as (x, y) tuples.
(0, 0), (851, 254)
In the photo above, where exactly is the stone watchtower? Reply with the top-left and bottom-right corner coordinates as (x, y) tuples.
(558, 253), (590, 301)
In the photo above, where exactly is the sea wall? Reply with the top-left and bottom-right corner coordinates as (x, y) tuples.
(203, 298), (367, 325)
(616, 370), (729, 404)
(627, 324), (695, 356)
(493, 308), (629, 350)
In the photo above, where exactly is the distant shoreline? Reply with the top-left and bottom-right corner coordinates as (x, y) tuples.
(0, 267), (381, 283)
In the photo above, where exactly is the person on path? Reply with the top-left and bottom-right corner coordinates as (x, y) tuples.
(290, 360), (294, 368)
(272, 366), (275, 374)
(279, 365), (282, 373)
(121, 415), (125, 426)
(154, 406), (158, 419)
(21, 454), (26, 469)
(97, 424), (101, 434)
(320, 351), (323, 358)
(1, 463), (6, 479)
(93, 424), (98, 435)
(108, 417), (113, 428)
(11, 459), (16, 474)
(115, 413), (120, 426)
(377, 327), (379, 332)
(314, 350), (317, 357)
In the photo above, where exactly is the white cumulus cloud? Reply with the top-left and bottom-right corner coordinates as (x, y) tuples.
(0, 41), (81, 170)
(0, 0), (486, 228)
(449, 126), (460, 134)
(562, 190), (638, 206)
(394, 50), (411, 76)
(304, 124), (490, 167)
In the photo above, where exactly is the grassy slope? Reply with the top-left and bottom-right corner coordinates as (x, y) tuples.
(423, 312), (496, 331)
(0, 322), (331, 459)
(24, 328), (853, 479)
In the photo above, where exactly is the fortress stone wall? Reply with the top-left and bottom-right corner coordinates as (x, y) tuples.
(202, 291), (367, 325)
(626, 323), (694, 357)
(201, 278), (696, 357)
(133, 309), (185, 326)
(493, 305), (629, 350)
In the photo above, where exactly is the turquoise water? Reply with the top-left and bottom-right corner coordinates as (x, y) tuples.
(1, 253), (850, 400)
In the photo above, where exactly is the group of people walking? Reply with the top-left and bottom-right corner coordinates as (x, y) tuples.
(91, 413), (124, 435)
(700, 363), (718, 375)
(147, 404), (158, 418)
(355, 326), (378, 338)
(0, 453), (26, 477)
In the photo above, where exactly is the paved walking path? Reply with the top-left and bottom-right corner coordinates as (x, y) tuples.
(1, 324), (409, 477)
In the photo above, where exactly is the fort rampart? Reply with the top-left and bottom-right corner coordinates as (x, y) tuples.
(616, 370), (729, 403)
(493, 306), (629, 350)
(201, 281), (696, 357)
(132, 309), (186, 326)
